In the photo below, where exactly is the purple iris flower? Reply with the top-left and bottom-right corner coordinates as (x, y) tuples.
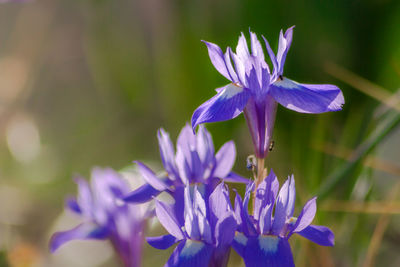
(50, 168), (147, 267)
(148, 182), (237, 267)
(124, 124), (247, 206)
(192, 27), (344, 158)
(232, 170), (334, 267)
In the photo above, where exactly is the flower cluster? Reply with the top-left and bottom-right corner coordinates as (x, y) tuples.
(232, 170), (334, 267)
(50, 27), (343, 267)
(192, 27), (344, 158)
(50, 168), (148, 267)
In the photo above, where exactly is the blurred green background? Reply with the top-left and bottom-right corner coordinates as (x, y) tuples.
(0, 0), (399, 266)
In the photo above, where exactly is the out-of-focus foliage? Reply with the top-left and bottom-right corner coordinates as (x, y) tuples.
(0, 0), (399, 266)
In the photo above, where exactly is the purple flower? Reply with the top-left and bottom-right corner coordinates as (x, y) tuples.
(50, 168), (147, 267)
(192, 27), (344, 158)
(148, 182), (237, 267)
(124, 124), (247, 205)
(232, 170), (334, 267)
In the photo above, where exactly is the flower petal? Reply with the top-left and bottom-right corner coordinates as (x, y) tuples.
(195, 125), (215, 166)
(155, 200), (185, 240)
(147, 234), (180, 250)
(236, 32), (250, 63)
(158, 128), (179, 180)
(262, 35), (278, 78)
(229, 48), (247, 86)
(250, 31), (265, 64)
(215, 213), (237, 247)
(135, 161), (168, 191)
(291, 197), (317, 234)
(297, 225), (335, 246)
(166, 240), (213, 267)
(176, 125), (204, 183)
(65, 197), (81, 214)
(49, 223), (108, 253)
(74, 177), (93, 217)
(276, 26), (295, 75)
(259, 204), (273, 235)
(232, 232), (248, 257)
(254, 170), (278, 222)
(123, 183), (161, 203)
(209, 183), (230, 224)
(191, 83), (251, 131)
(233, 188), (257, 237)
(272, 176), (295, 235)
(270, 77), (344, 113)
(202, 41), (233, 81)
(222, 172), (249, 184)
(233, 235), (294, 267)
(213, 141), (236, 178)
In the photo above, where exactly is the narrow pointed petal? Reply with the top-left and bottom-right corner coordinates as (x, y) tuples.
(224, 48), (239, 83)
(65, 197), (81, 214)
(270, 77), (344, 113)
(286, 175), (296, 218)
(297, 225), (335, 246)
(184, 186), (200, 240)
(236, 32), (250, 62)
(193, 186), (207, 217)
(202, 41), (233, 81)
(259, 204), (273, 235)
(158, 128), (179, 180)
(272, 177), (295, 235)
(250, 31), (265, 62)
(123, 183), (161, 203)
(50, 223), (108, 253)
(191, 83), (251, 131)
(266, 169), (280, 202)
(74, 177), (93, 217)
(147, 234), (180, 250)
(155, 200), (185, 240)
(175, 147), (190, 185)
(276, 26), (295, 75)
(233, 188), (257, 236)
(222, 172), (249, 184)
(135, 161), (168, 191)
(213, 141), (236, 178)
(229, 48), (247, 86)
(262, 35), (278, 77)
(291, 197), (317, 233)
(178, 124), (196, 149)
(195, 125), (215, 165)
(254, 170), (278, 221)
(166, 240), (213, 267)
(233, 236), (295, 267)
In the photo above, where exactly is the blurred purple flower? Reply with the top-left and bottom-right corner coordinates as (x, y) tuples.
(50, 168), (147, 267)
(124, 124), (248, 206)
(192, 27), (344, 158)
(232, 170), (334, 267)
(148, 182), (237, 267)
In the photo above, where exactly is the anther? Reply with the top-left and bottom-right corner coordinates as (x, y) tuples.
(246, 155), (257, 171)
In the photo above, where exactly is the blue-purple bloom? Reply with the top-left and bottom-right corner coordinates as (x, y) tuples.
(148, 182), (237, 267)
(124, 124), (247, 205)
(232, 170), (334, 267)
(192, 27), (344, 158)
(50, 168), (147, 267)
